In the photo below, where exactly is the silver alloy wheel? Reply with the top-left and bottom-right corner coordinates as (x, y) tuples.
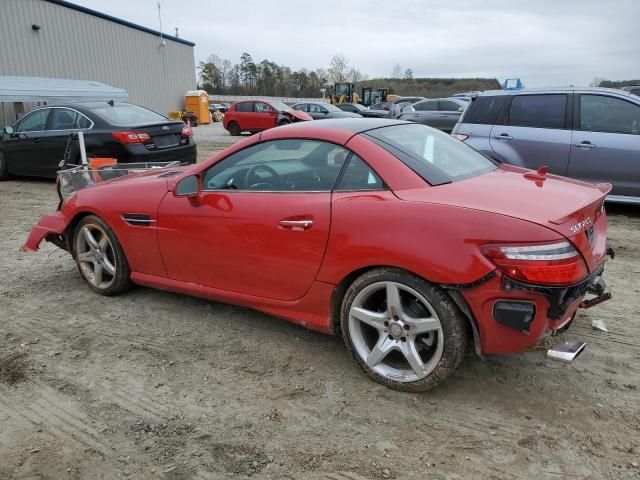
(348, 281), (444, 383)
(75, 224), (116, 289)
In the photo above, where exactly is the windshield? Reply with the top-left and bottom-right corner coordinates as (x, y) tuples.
(91, 103), (168, 126)
(323, 103), (343, 112)
(367, 123), (496, 183)
(351, 103), (367, 111)
(270, 101), (292, 112)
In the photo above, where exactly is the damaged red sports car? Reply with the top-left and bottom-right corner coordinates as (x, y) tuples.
(24, 119), (613, 391)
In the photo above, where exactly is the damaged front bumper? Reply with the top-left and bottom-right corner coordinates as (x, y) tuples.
(21, 211), (69, 252)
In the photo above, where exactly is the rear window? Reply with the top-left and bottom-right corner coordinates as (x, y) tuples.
(507, 94), (567, 129)
(366, 123), (496, 184)
(461, 95), (506, 125)
(91, 104), (167, 126)
(236, 102), (253, 112)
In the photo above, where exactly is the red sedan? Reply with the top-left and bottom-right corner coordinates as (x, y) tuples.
(24, 119), (612, 391)
(223, 99), (312, 136)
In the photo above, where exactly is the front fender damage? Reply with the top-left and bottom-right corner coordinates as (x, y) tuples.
(21, 211), (70, 253)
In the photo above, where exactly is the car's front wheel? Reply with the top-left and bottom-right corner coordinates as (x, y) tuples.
(73, 215), (132, 296)
(341, 268), (468, 392)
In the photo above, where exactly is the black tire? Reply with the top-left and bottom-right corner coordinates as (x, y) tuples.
(0, 150), (9, 180)
(228, 121), (241, 136)
(340, 268), (468, 392)
(72, 215), (132, 296)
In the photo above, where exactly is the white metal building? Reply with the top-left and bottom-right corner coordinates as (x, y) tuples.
(0, 0), (196, 125)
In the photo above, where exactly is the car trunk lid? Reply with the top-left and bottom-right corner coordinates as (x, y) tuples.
(396, 164), (610, 272)
(134, 121), (185, 149)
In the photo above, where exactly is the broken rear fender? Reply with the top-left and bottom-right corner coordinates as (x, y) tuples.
(22, 211), (69, 252)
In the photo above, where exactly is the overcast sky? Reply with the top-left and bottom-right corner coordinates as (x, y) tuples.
(74, 0), (639, 87)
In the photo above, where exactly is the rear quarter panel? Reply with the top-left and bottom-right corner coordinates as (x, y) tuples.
(453, 123), (496, 159)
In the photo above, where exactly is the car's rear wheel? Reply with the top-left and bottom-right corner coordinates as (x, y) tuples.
(73, 215), (132, 296)
(228, 121), (241, 136)
(341, 268), (468, 392)
(0, 150), (9, 180)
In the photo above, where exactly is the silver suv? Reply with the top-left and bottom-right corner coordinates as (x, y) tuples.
(452, 87), (640, 204)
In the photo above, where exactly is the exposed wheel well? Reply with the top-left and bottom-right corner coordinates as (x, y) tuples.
(61, 211), (97, 255)
(330, 265), (482, 356)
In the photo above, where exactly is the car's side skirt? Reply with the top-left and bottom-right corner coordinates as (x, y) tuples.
(130, 272), (335, 334)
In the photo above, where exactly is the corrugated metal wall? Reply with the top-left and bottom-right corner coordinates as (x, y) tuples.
(0, 0), (196, 125)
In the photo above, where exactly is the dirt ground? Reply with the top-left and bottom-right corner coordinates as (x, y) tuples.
(1, 123), (639, 480)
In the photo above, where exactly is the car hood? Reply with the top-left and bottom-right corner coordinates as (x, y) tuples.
(396, 164), (610, 268)
(283, 110), (312, 121)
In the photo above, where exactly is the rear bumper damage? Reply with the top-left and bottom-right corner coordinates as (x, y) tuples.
(452, 263), (611, 355)
(21, 211), (69, 252)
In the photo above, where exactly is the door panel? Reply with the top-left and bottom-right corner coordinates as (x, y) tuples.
(568, 94), (640, 197)
(157, 192), (331, 300)
(40, 108), (83, 176)
(489, 125), (571, 174)
(4, 108), (51, 175)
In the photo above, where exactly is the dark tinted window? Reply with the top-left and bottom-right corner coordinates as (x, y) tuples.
(439, 100), (463, 111)
(236, 102), (253, 112)
(579, 95), (640, 134)
(336, 155), (384, 191)
(462, 96), (507, 125)
(91, 104), (167, 126)
(415, 101), (438, 111)
(508, 94), (567, 129)
(16, 109), (49, 132)
(203, 140), (348, 191)
(50, 109), (78, 130)
(338, 104), (356, 112)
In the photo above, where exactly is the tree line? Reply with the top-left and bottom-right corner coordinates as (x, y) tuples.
(198, 53), (500, 98)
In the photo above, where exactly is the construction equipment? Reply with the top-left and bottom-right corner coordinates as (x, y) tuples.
(330, 83), (360, 104)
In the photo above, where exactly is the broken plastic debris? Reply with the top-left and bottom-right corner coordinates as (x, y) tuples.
(591, 319), (608, 332)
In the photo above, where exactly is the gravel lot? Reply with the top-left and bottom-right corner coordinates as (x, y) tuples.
(1, 123), (639, 479)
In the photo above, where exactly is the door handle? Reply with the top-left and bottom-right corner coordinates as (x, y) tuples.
(494, 133), (513, 140)
(574, 141), (596, 148)
(278, 219), (314, 230)
(439, 114), (447, 117)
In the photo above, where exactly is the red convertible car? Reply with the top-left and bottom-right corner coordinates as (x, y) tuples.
(24, 119), (612, 391)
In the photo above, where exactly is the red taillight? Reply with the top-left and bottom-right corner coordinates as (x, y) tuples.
(482, 241), (588, 285)
(112, 131), (151, 143)
(453, 133), (469, 141)
(181, 125), (193, 137)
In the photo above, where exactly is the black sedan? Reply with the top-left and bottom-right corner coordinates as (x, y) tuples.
(397, 98), (469, 133)
(337, 103), (388, 118)
(0, 102), (197, 180)
(292, 102), (361, 120)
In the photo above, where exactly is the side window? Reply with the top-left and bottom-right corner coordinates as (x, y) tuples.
(462, 96), (506, 125)
(202, 140), (349, 192)
(508, 94), (567, 129)
(76, 114), (92, 129)
(336, 155), (384, 191)
(50, 109), (78, 130)
(236, 102), (252, 113)
(293, 104), (307, 112)
(309, 104), (323, 113)
(416, 101), (438, 111)
(579, 95), (640, 135)
(439, 100), (462, 112)
(15, 109), (50, 132)
(255, 102), (271, 113)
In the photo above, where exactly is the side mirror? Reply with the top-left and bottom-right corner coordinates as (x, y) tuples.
(458, 107), (464, 112)
(3, 126), (14, 136)
(175, 174), (200, 197)
(321, 109), (329, 114)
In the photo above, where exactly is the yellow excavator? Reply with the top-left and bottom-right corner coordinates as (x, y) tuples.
(330, 83), (360, 104)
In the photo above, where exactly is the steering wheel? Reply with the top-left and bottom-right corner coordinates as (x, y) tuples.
(243, 164), (283, 190)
